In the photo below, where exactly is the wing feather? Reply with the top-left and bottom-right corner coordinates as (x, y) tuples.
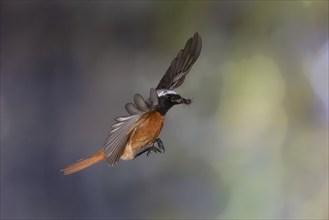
(134, 94), (149, 111)
(103, 90), (159, 166)
(149, 88), (159, 106)
(125, 103), (143, 115)
(156, 32), (202, 90)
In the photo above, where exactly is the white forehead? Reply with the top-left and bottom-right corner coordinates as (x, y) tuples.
(156, 89), (177, 97)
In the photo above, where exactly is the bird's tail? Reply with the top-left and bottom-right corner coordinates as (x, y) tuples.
(61, 150), (105, 175)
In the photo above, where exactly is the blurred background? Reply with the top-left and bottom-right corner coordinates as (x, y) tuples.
(1, 1), (328, 219)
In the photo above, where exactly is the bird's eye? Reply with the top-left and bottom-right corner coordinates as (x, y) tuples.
(167, 94), (172, 98)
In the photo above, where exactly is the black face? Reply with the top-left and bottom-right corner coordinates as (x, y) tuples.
(156, 93), (191, 116)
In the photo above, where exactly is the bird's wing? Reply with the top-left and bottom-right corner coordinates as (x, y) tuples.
(156, 32), (202, 90)
(103, 88), (158, 166)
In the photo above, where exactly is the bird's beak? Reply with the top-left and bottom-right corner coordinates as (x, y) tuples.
(181, 97), (192, 105)
(172, 97), (192, 105)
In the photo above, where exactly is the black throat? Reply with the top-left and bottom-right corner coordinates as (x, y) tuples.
(156, 96), (176, 116)
(156, 104), (174, 116)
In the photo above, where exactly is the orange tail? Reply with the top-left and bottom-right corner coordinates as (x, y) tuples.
(61, 150), (105, 175)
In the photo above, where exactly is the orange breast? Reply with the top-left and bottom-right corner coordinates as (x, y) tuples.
(120, 111), (165, 160)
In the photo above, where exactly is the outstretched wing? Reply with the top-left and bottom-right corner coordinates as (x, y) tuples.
(156, 32), (202, 90)
(103, 88), (159, 166)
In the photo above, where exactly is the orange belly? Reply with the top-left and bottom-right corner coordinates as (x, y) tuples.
(120, 111), (165, 160)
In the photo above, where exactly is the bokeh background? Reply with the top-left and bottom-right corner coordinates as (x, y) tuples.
(1, 1), (328, 219)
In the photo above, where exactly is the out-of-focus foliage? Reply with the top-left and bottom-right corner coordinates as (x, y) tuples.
(1, 1), (328, 219)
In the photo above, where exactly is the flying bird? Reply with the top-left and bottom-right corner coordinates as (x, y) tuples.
(61, 32), (202, 175)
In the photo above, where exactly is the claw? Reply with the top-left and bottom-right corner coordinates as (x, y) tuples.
(134, 138), (166, 158)
(146, 146), (161, 156)
(156, 138), (165, 153)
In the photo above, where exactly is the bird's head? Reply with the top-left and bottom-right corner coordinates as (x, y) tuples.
(156, 89), (191, 115)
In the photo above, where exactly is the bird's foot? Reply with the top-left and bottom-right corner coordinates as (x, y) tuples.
(134, 138), (165, 158)
(155, 138), (165, 153)
(146, 146), (162, 156)
(146, 138), (165, 156)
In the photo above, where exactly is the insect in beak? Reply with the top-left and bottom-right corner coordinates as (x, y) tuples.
(172, 97), (192, 105)
(182, 98), (192, 105)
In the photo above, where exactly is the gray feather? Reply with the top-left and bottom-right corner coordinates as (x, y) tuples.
(125, 103), (143, 115)
(149, 88), (159, 106)
(156, 32), (202, 90)
(103, 92), (152, 166)
(134, 94), (149, 112)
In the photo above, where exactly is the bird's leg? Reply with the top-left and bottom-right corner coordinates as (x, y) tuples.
(144, 138), (165, 157)
(134, 139), (165, 158)
(155, 138), (165, 153)
(146, 146), (161, 156)
(135, 146), (161, 158)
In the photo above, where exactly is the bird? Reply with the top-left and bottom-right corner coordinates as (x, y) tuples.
(61, 32), (202, 175)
